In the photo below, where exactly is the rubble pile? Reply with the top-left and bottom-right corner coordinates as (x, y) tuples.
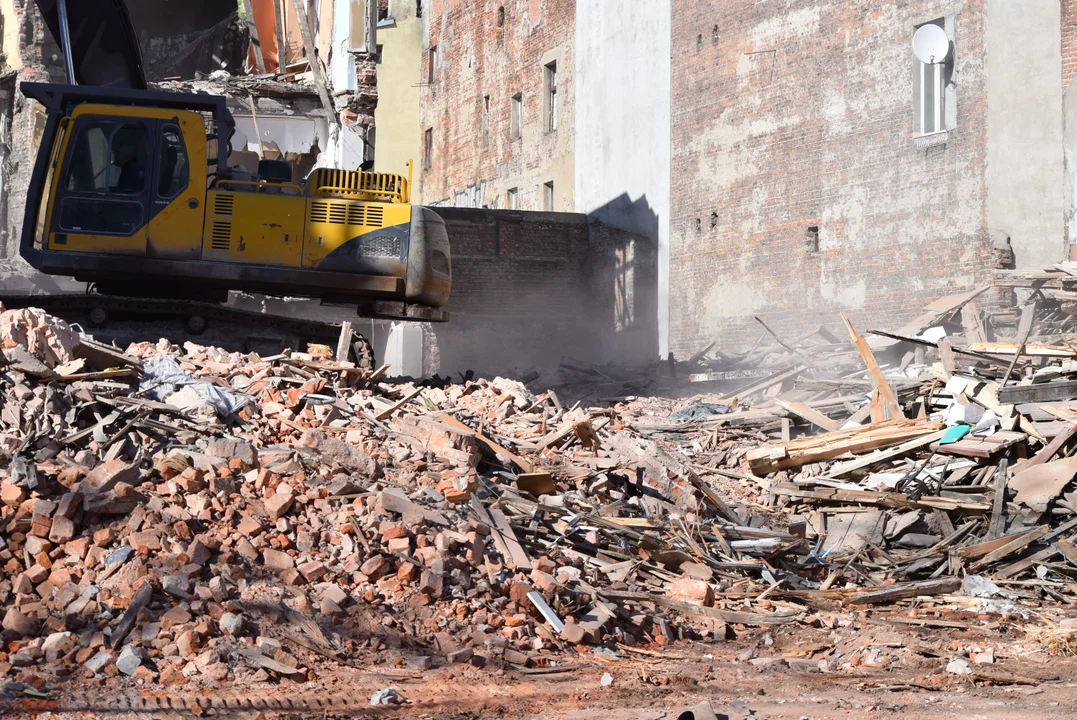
(3, 284), (1077, 692)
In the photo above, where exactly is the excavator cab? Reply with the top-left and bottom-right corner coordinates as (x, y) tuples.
(19, 0), (450, 323)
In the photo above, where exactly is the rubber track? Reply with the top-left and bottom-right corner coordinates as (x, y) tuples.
(11, 689), (389, 715)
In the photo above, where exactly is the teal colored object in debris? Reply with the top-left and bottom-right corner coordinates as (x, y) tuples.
(939, 425), (972, 445)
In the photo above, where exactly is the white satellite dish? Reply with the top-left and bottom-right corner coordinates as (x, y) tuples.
(913, 24), (950, 64)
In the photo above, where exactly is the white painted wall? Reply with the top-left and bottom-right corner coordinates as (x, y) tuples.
(986, 0), (1065, 269)
(574, 0), (671, 357)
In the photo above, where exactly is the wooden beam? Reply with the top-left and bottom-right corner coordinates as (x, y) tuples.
(241, 0), (267, 74)
(748, 420), (942, 475)
(775, 399), (840, 433)
(821, 429), (945, 478)
(335, 321), (353, 363)
(988, 460), (1008, 540)
(998, 381), (1077, 404)
(291, 0), (340, 130)
(999, 301), (1036, 387)
(273, 0), (288, 73)
(842, 313), (903, 419)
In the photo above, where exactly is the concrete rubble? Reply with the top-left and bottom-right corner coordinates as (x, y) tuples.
(0, 292), (1076, 699)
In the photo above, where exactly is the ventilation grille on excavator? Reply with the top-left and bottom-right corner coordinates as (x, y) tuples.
(214, 194), (234, 216)
(211, 222), (231, 250)
(309, 201), (385, 228)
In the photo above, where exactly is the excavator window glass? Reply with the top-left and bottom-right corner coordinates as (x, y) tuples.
(55, 117), (151, 236)
(157, 124), (188, 199)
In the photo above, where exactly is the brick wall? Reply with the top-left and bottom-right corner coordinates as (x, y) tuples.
(418, 0), (575, 212)
(1065, 0), (1077, 91)
(669, 0), (994, 356)
(432, 208), (657, 374)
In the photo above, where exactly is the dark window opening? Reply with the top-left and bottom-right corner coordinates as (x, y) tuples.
(510, 93), (522, 139)
(423, 127), (433, 168)
(710, 211), (718, 229)
(498, 6), (505, 26)
(696, 34), (703, 52)
(712, 25), (719, 44)
(806, 225), (820, 253)
(545, 61), (557, 131)
(416, 0), (423, 18)
(543, 181), (554, 211)
(428, 45), (438, 84)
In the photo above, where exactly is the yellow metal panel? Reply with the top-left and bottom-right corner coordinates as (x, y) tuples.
(147, 112), (209, 259)
(302, 199), (410, 268)
(202, 190), (305, 267)
(50, 232), (145, 255)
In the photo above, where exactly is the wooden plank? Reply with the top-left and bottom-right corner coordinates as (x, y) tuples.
(967, 342), (1076, 358)
(374, 387), (424, 421)
(1056, 537), (1077, 564)
(335, 321), (353, 363)
(822, 430), (945, 478)
(935, 431), (1027, 459)
(937, 338), (956, 379)
(487, 505), (532, 570)
(995, 546), (1058, 579)
(772, 483), (990, 513)
(988, 460), (1009, 540)
(1026, 422), (1077, 467)
(846, 578), (961, 605)
(241, 0), (267, 74)
(775, 399), (840, 432)
(717, 365), (804, 403)
(842, 313), (903, 419)
(961, 301), (987, 344)
(999, 302), (1036, 387)
(273, 0), (288, 72)
(291, 0), (339, 132)
(969, 525), (1050, 572)
(748, 420), (943, 475)
(999, 381), (1077, 404)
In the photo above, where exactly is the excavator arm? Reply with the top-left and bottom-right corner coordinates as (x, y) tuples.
(34, 0), (147, 89)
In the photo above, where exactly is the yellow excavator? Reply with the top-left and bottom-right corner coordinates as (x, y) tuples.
(12, 0), (450, 366)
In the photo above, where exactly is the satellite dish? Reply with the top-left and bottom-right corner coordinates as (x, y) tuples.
(913, 24), (950, 64)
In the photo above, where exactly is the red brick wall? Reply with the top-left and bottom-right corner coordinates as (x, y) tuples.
(418, 0), (575, 211)
(669, 1), (994, 356)
(1064, 0), (1077, 91)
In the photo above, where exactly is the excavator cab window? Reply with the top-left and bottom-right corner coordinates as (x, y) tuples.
(55, 116), (153, 236)
(157, 124), (188, 199)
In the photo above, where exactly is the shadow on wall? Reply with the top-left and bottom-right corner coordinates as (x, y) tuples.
(431, 203), (659, 378)
(587, 193), (660, 367)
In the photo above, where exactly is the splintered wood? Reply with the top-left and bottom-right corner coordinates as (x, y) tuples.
(8, 283), (1077, 692)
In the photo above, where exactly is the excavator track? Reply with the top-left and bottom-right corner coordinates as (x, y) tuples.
(0, 293), (377, 371)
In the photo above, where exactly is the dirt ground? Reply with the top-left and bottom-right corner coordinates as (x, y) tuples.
(4, 621), (1076, 720)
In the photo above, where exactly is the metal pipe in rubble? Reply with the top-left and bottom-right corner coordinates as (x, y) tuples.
(56, 0), (76, 84)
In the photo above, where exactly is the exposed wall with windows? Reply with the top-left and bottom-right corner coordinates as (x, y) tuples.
(668, 0), (1003, 355)
(417, 0), (575, 212)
